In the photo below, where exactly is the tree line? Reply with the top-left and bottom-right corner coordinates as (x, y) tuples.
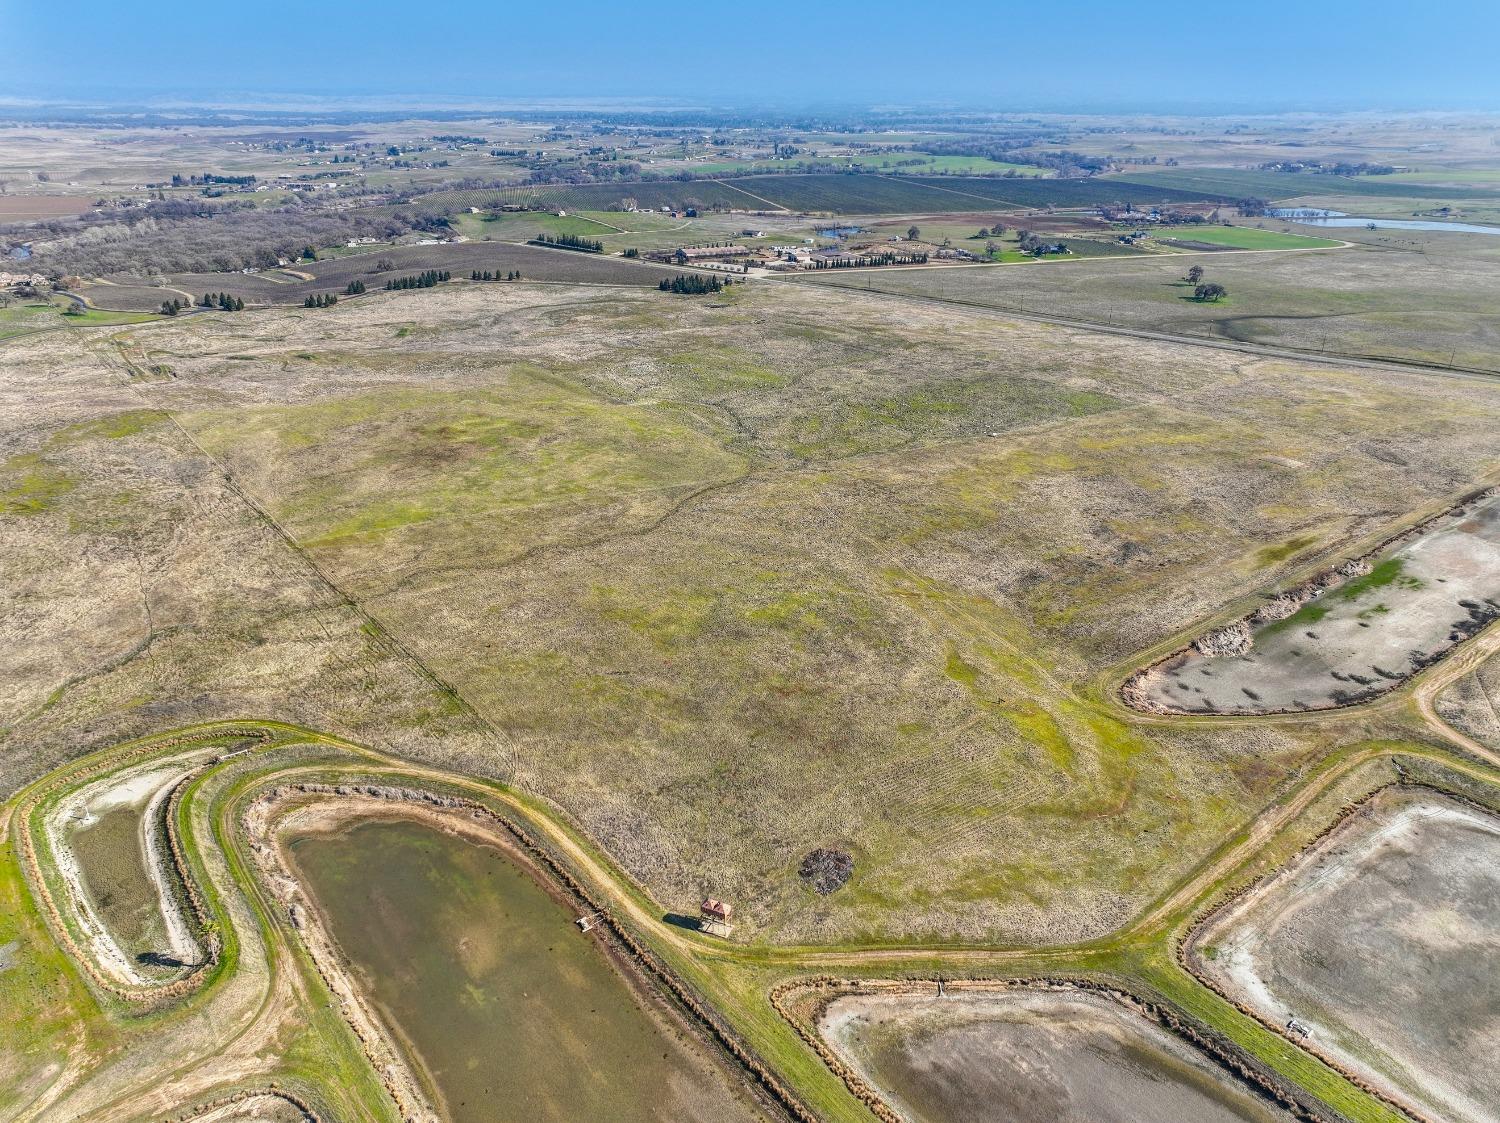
(658, 274), (730, 294)
(531, 233), (604, 253)
(385, 269), (450, 290)
(807, 252), (929, 268)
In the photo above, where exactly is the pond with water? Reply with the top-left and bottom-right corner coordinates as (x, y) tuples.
(1268, 208), (1500, 234)
(289, 815), (761, 1123)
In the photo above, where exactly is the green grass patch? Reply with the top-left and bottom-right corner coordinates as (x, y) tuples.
(181, 377), (746, 558)
(451, 210), (619, 243)
(1336, 557), (1421, 600)
(1257, 599), (1330, 640)
(0, 452), (77, 516)
(664, 348), (790, 392)
(1156, 225), (1341, 250)
(1255, 534), (1318, 566)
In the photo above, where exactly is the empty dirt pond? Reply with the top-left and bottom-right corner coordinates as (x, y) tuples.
(286, 815), (765, 1123)
(818, 989), (1295, 1123)
(1191, 789), (1500, 1123)
(1130, 493), (1500, 713)
(53, 759), (205, 981)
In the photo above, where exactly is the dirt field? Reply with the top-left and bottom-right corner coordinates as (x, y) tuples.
(0, 195), (93, 221)
(819, 989), (1295, 1123)
(1191, 788), (1500, 1123)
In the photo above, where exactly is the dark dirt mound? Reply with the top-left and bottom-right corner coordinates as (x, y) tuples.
(799, 848), (854, 895)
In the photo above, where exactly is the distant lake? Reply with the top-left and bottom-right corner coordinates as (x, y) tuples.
(1269, 208), (1500, 235)
(816, 225), (864, 238)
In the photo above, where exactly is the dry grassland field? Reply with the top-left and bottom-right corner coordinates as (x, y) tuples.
(793, 223), (1500, 372)
(7, 279), (1500, 949)
(4, 98), (1500, 1123)
(1437, 650), (1500, 749)
(76, 242), (685, 311)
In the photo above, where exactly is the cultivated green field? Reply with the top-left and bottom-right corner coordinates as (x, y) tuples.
(1151, 225), (1342, 250)
(448, 209), (622, 242)
(0, 297), (155, 338)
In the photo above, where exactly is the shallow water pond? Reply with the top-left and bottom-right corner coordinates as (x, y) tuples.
(289, 816), (761, 1123)
(1269, 208), (1500, 234)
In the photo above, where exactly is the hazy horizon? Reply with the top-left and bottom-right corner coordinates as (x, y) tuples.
(4, 0), (1499, 115)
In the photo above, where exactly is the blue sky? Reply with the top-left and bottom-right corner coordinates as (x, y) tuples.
(3, 0), (1498, 112)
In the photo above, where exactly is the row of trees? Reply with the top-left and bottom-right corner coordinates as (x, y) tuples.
(808, 252), (929, 269)
(303, 293), (339, 308)
(469, 270), (523, 280)
(169, 172), (256, 187)
(531, 233), (603, 253)
(658, 274), (729, 294)
(344, 279), (366, 295)
(199, 291), (244, 310)
(385, 269), (450, 290)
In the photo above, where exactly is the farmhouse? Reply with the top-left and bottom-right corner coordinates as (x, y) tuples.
(675, 245), (751, 263)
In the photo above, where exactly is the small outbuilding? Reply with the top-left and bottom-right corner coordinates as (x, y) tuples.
(700, 897), (734, 936)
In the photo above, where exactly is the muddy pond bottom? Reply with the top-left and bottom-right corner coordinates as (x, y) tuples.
(1192, 789), (1500, 1123)
(819, 989), (1294, 1123)
(289, 816), (761, 1123)
(1140, 494), (1500, 713)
